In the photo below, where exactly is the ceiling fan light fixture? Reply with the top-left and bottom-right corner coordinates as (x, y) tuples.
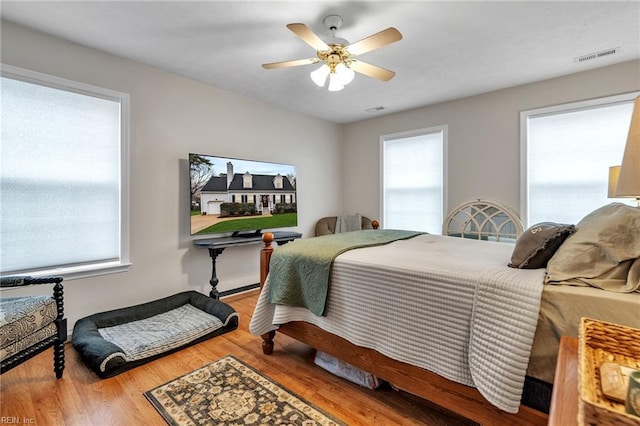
(335, 62), (355, 85)
(310, 64), (330, 87)
(263, 17), (402, 92)
(327, 73), (344, 91)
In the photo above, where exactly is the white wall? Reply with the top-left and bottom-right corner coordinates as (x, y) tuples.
(342, 59), (640, 224)
(0, 21), (343, 330)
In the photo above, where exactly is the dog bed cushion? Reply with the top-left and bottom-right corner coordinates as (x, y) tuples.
(72, 291), (238, 378)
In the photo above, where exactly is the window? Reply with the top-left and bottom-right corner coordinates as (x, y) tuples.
(381, 126), (447, 234)
(1, 65), (130, 278)
(521, 93), (638, 227)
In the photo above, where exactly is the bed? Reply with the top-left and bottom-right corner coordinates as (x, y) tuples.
(249, 202), (640, 425)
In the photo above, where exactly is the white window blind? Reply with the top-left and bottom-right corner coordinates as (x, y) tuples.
(1, 66), (130, 277)
(382, 127), (446, 234)
(522, 93), (637, 226)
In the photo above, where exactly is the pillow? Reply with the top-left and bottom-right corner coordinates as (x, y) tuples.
(545, 203), (640, 292)
(508, 222), (576, 269)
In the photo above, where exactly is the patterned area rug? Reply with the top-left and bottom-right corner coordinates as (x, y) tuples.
(144, 355), (344, 425)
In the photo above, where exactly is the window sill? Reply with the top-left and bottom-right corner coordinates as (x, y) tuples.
(13, 261), (132, 281)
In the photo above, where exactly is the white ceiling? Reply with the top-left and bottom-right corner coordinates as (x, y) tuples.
(2, 1), (639, 124)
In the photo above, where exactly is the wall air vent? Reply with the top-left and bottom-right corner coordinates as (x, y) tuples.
(574, 47), (620, 63)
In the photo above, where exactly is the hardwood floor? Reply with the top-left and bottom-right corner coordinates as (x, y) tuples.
(0, 290), (477, 426)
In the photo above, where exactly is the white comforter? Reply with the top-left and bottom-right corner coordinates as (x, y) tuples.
(249, 234), (546, 412)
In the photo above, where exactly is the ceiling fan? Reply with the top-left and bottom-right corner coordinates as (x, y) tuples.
(262, 15), (402, 91)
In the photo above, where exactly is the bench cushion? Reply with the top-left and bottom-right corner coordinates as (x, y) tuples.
(1, 322), (57, 362)
(1, 296), (57, 348)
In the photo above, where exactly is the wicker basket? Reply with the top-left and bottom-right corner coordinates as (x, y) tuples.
(578, 318), (640, 426)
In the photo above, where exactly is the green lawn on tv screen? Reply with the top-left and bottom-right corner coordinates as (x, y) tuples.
(195, 213), (297, 235)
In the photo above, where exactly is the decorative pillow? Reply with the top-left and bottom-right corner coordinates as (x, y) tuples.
(508, 222), (576, 269)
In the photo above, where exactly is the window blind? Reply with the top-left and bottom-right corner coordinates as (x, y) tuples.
(382, 129), (445, 234)
(525, 97), (636, 226)
(1, 71), (127, 275)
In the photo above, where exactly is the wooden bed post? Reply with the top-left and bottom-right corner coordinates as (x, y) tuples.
(259, 232), (274, 289)
(260, 232), (276, 354)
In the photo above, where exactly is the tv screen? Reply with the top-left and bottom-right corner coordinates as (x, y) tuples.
(189, 154), (297, 236)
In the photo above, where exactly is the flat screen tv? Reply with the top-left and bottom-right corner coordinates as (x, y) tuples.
(189, 153), (297, 237)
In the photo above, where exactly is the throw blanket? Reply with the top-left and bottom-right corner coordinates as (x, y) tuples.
(335, 214), (362, 233)
(251, 234), (545, 412)
(267, 229), (423, 315)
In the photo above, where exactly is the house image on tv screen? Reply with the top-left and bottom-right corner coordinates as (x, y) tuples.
(200, 161), (296, 216)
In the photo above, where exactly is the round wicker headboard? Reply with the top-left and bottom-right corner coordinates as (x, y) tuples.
(443, 199), (523, 243)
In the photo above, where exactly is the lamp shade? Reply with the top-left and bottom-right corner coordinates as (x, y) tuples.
(608, 165), (621, 198)
(327, 73), (344, 92)
(335, 63), (355, 85)
(310, 64), (330, 87)
(615, 96), (640, 197)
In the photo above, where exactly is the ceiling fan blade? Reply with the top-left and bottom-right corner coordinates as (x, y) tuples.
(262, 58), (319, 69)
(286, 23), (330, 51)
(350, 60), (396, 81)
(346, 27), (402, 56)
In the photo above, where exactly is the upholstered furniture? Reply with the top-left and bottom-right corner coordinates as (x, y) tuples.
(1, 275), (66, 378)
(315, 215), (376, 236)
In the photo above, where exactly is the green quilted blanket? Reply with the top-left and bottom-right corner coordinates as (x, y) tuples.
(267, 229), (423, 316)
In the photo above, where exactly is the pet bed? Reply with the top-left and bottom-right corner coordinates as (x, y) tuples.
(72, 291), (238, 378)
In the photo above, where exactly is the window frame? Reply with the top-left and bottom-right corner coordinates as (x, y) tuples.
(520, 92), (639, 227)
(1, 64), (131, 280)
(379, 125), (448, 233)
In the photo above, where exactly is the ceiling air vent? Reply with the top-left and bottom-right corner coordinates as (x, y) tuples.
(574, 47), (620, 63)
(365, 106), (385, 113)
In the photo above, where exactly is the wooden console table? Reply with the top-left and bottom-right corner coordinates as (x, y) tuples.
(193, 231), (302, 299)
(548, 336), (579, 426)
